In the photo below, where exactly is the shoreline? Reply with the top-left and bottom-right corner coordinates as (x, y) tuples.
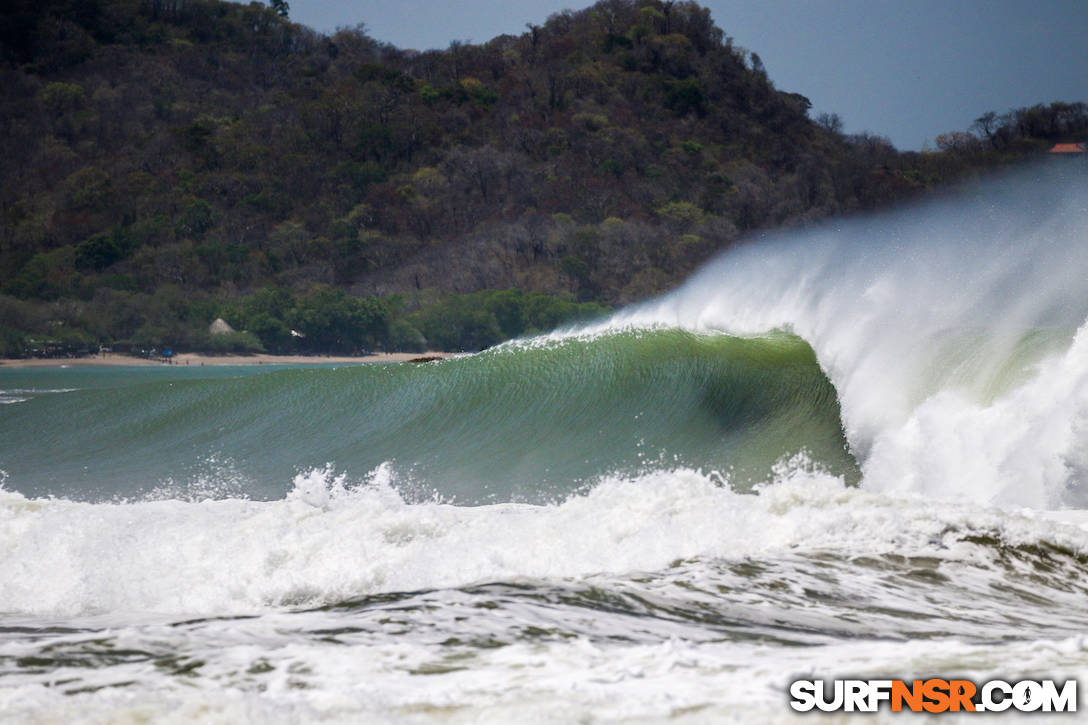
(0, 351), (452, 368)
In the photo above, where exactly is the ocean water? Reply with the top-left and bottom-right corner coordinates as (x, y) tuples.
(2, 163), (1088, 723)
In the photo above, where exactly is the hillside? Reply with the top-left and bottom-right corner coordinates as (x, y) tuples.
(1, 0), (1085, 355)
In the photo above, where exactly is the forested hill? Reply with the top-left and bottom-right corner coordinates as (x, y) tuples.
(1, 0), (1086, 356)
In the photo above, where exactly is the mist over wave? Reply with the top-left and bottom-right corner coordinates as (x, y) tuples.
(576, 162), (1088, 508)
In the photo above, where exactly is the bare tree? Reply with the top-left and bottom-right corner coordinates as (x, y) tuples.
(816, 112), (844, 135)
(971, 111), (998, 147)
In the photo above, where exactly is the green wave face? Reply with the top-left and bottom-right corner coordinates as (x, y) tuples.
(0, 329), (858, 503)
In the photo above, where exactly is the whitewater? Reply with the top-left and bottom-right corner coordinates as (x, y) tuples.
(2, 162), (1088, 723)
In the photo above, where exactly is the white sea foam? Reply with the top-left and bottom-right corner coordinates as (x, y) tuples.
(2, 460), (1087, 724)
(2, 459), (1086, 620)
(2, 602), (1086, 724)
(0, 387), (77, 405)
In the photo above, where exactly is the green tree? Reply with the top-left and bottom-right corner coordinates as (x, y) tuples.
(289, 288), (388, 353)
(38, 82), (86, 116)
(75, 232), (127, 272)
(246, 313), (294, 352)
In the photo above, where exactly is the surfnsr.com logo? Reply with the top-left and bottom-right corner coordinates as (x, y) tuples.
(789, 679), (1077, 713)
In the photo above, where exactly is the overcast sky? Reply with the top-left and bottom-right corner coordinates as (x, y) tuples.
(283, 0), (1088, 151)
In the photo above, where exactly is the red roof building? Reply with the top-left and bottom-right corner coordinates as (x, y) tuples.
(1049, 142), (1086, 154)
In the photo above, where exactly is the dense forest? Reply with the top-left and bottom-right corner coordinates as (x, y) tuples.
(1, 0), (1086, 356)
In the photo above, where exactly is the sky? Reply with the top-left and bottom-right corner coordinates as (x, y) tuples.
(284, 0), (1088, 151)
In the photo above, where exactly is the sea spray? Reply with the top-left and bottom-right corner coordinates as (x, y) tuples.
(570, 162), (1088, 507)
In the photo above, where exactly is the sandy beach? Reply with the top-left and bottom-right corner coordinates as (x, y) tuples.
(0, 351), (452, 368)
